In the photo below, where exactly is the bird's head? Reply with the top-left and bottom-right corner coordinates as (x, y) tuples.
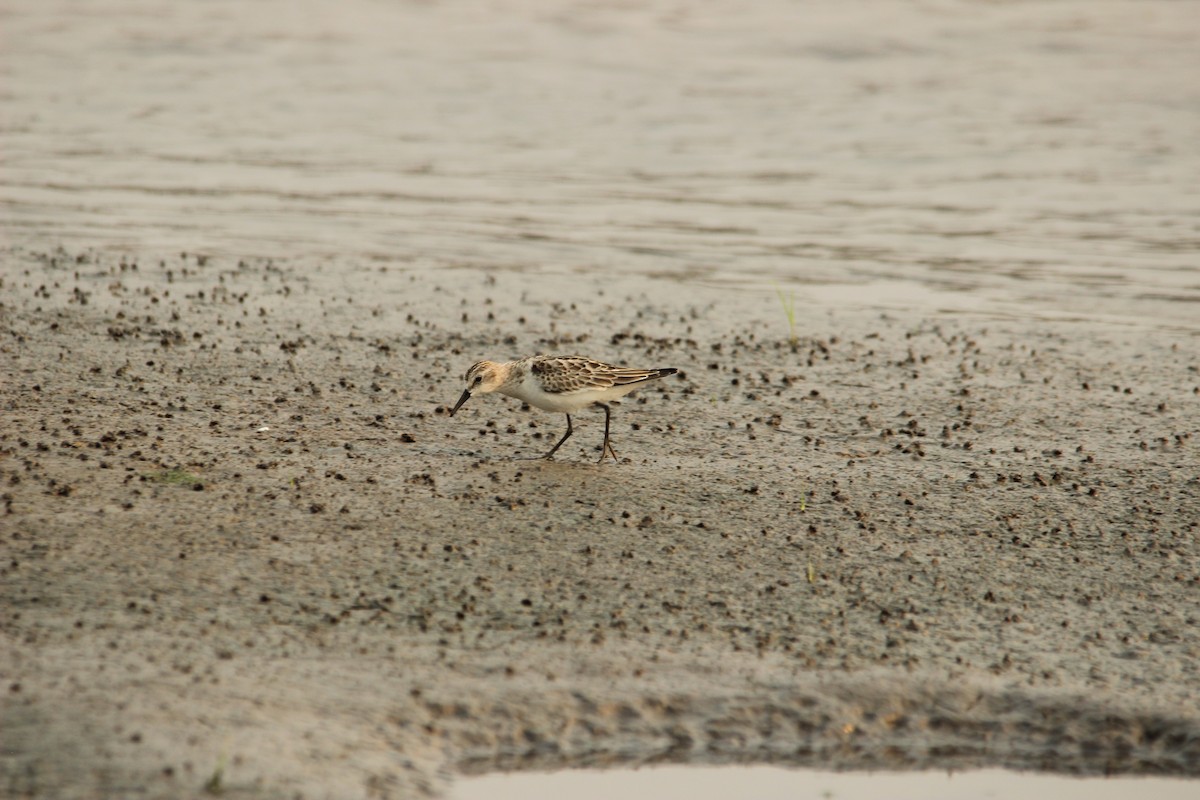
(449, 360), (503, 415)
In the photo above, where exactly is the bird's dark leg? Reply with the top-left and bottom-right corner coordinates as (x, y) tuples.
(597, 403), (618, 463)
(543, 414), (573, 459)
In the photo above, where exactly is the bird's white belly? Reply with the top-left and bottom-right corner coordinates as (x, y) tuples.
(502, 382), (638, 413)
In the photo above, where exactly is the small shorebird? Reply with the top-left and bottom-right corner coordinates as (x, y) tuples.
(449, 355), (677, 462)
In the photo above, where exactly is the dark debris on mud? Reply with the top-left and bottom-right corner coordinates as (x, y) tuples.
(2, 248), (1198, 797)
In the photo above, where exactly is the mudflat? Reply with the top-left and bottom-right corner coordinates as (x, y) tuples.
(2, 0), (1199, 797)
(2, 251), (1197, 797)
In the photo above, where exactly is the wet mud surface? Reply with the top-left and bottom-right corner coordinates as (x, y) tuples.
(2, 250), (1197, 797)
(3, 0), (1200, 797)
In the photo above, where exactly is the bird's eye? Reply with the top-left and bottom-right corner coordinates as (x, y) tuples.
(473, 376), (482, 386)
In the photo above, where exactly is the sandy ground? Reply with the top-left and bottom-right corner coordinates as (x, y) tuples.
(2, 248), (1197, 798)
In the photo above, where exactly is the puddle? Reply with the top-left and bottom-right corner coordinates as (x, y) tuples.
(451, 765), (1196, 800)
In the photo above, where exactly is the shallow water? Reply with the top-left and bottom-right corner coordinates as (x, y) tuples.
(3, 0), (1198, 326)
(452, 765), (1197, 800)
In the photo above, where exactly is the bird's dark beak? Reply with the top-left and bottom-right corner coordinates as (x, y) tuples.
(449, 389), (471, 417)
